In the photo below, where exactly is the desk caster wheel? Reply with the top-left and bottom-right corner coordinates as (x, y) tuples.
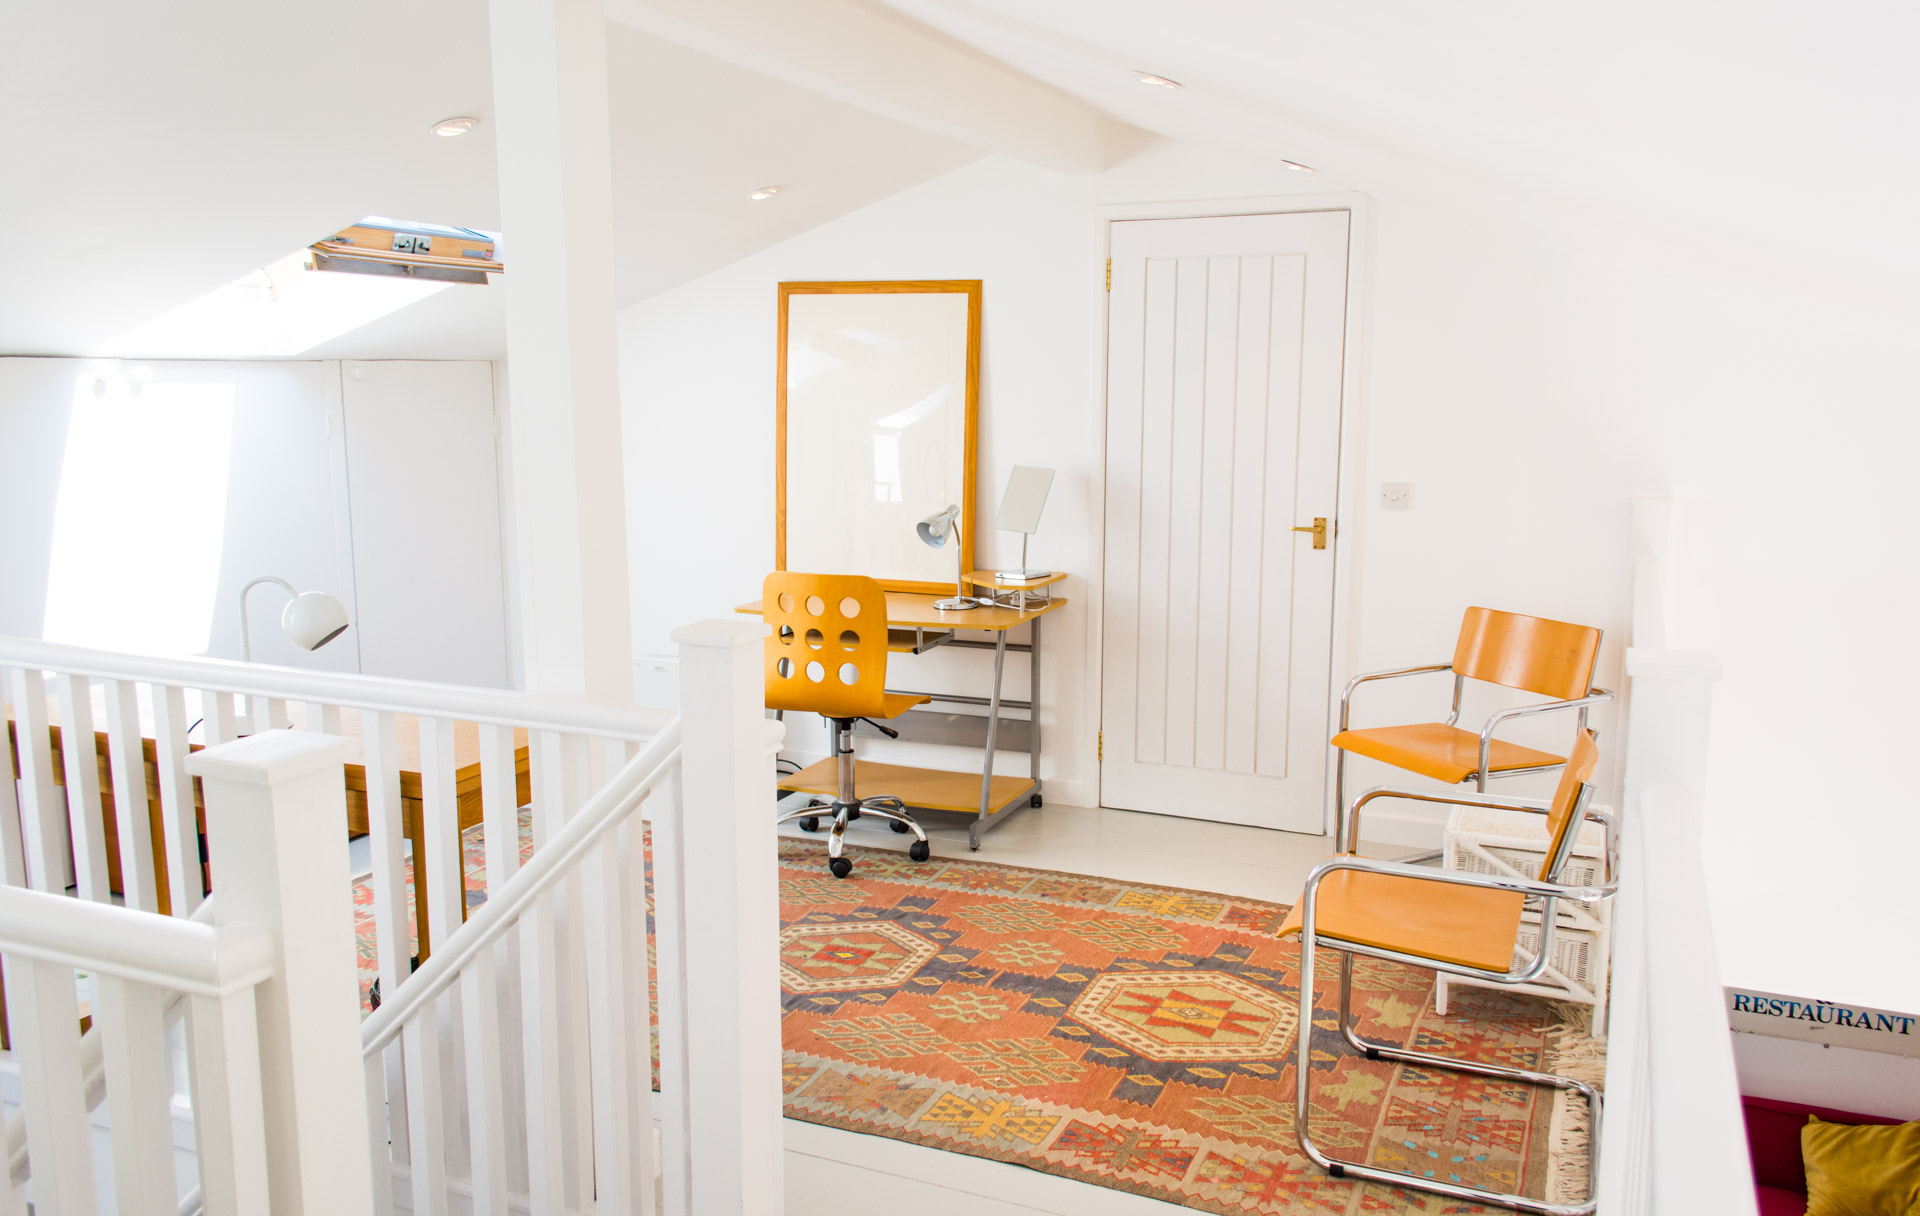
(890, 819), (910, 833)
(799, 816), (820, 833)
(909, 840), (930, 862)
(829, 857), (853, 879)
(1030, 794), (1043, 808)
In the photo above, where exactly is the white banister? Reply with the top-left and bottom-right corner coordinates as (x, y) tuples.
(187, 730), (373, 1216)
(671, 617), (784, 1216)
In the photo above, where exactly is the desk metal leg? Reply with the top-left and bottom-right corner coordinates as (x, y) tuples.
(1029, 616), (1042, 798)
(971, 631), (1009, 850)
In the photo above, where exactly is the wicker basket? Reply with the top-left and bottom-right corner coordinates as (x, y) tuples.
(1438, 803), (1613, 1035)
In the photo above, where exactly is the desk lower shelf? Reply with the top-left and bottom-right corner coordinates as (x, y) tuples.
(778, 759), (1036, 818)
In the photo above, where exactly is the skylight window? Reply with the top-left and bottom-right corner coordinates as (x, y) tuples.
(96, 217), (501, 360)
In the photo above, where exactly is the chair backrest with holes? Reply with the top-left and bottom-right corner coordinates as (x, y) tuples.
(763, 571), (891, 718)
(1537, 729), (1600, 882)
(1452, 606), (1603, 702)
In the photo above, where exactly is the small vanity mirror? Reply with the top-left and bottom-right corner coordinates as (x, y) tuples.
(778, 281), (981, 594)
(994, 465), (1055, 580)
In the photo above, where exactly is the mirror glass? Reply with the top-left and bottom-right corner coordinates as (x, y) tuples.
(779, 283), (978, 592)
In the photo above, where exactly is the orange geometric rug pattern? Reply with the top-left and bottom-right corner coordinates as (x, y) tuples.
(775, 839), (1558, 1214)
(353, 826), (1568, 1212)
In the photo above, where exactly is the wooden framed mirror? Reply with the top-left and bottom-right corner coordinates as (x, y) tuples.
(776, 280), (981, 595)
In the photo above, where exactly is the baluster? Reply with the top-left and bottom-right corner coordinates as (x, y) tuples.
(302, 701), (342, 736)
(149, 684), (201, 917)
(201, 690), (239, 745)
(0, 673), (25, 890)
(11, 669), (69, 893)
(651, 759), (692, 1216)
(101, 679), (157, 912)
(250, 696), (291, 735)
(418, 717), (469, 1177)
(462, 947), (509, 1216)
(362, 711), (412, 1168)
(520, 898), (565, 1216)
(364, 1053), (395, 1216)
(402, 1004), (449, 1216)
(550, 733), (595, 1208)
(584, 825), (648, 1213)
(184, 989), (271, 1216)
(479, 723), (528, 1194)
(94, 975), (176, 1216)
(54, 674), (110, 903)
(3, 955), (96, 1214)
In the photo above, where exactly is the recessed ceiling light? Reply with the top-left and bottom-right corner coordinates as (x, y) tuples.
(1134, 72), (1182, 89)
(431, 116), (478, 138)
(1281, 160), (1317, 173)
(750, 186), (782, 200)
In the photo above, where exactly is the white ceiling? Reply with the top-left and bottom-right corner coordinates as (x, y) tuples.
(11, 1), (1916, 359)
(1, 4), (979, 360)
(873, 0), (1920, 330)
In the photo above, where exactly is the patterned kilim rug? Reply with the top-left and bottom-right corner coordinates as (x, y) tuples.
(354, 823), (1595, 1213)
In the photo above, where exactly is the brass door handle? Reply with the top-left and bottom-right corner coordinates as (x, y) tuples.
(1291, 517), (1328, 549)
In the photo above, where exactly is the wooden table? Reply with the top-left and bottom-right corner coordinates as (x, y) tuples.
(6, 705), (527, 959)
(737, 582), (1065, 849)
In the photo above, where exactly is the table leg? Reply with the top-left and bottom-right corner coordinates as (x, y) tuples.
(1029, 616), (1042, 797)
(972, 632), (1009, 851)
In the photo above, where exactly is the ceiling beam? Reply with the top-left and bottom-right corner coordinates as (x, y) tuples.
(603, 0), (1121, 174)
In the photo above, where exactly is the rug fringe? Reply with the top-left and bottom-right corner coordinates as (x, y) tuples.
(1541, 1000), (1608, 1205)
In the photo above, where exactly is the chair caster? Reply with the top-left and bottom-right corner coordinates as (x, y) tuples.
(909, 840), (930, 862)
(829, 857), (853, 879)
(1030, 794), (1042, 807)
(890, 819), (910, 833)
(799, 816), (820, 833)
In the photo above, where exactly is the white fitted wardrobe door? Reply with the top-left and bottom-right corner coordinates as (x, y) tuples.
(342, 360), (510, 687)
(1100, 211), (1349, 833)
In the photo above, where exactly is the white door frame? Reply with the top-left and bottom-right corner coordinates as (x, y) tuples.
(1086, 191), (1374, 835)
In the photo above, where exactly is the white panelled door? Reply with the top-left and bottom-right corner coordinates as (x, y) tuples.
(1100, 211), (1350, 832)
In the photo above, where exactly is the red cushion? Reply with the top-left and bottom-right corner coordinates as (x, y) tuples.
(1742, 1096), (1905, 1193)
(1754, 1184), (1807, 1216)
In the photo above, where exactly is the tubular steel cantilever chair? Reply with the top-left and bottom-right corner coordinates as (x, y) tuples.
(1279, 730), (1612, 1216)
(1331, 606), (1611, 855)
(765, 572), (934, 878)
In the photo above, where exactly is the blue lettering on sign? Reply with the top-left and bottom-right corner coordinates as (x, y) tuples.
(1731, 990), (1918, 1043)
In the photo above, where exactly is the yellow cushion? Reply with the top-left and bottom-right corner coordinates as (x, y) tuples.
(1803, 1116), (1920, 1216)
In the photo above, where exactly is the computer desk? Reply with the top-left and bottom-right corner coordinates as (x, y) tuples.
(736, 572), (1066, 850)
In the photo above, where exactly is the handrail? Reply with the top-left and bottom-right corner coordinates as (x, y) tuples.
(0, 886), (270, 998)
(361, 716), (683, 1055)
(0, 635), (674, 741)
(5, 898), (225, 1188)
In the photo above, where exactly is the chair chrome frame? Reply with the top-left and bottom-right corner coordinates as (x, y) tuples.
(1294, 783), (1618, 1216)
(1333, 663), (1615, 857)
(774, 716), (928, 863)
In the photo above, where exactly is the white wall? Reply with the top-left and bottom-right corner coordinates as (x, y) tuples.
(617, 137), (1920, 1019)
(0, 356), (515, 688)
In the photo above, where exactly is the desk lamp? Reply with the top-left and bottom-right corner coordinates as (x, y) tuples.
(994, 465), (1055, 581)
(915, 505), (979, 610)
(240, 575), (351, 661)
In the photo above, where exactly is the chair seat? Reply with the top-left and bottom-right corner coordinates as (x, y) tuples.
(1277, 861), (1525, 972)
(877, 692), (931, 719)
(1330, 723), (1564, 784)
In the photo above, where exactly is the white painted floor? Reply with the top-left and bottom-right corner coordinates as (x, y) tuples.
(774, 794), (1426, 1215)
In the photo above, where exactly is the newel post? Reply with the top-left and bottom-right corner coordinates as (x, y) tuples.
(186, 731), (374, 1215)
(671, 618), (785, 1214)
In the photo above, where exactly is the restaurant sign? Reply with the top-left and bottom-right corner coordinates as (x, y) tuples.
(1725, 987), (1920, 1059)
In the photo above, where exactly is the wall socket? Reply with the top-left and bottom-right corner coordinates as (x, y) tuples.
(1380, 482), (1414, 510)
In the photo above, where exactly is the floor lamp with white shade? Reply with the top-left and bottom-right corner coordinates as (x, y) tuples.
(239, 575), (351, 662)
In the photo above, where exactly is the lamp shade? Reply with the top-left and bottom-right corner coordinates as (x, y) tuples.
(281, 590), (350, 652)
(916, 504), (960, 548)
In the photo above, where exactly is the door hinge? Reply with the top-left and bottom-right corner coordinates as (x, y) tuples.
(1105, 259), (1111, 291)
(1098, 730), (1104, 759)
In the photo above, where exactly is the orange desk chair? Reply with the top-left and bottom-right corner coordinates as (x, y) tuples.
(1330, 606), (1611, 854)
(1280, 731), (1612, 1215)
(765, 572), (933, 878)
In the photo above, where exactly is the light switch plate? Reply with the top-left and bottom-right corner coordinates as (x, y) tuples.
(1380, 482), (1414, 510)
